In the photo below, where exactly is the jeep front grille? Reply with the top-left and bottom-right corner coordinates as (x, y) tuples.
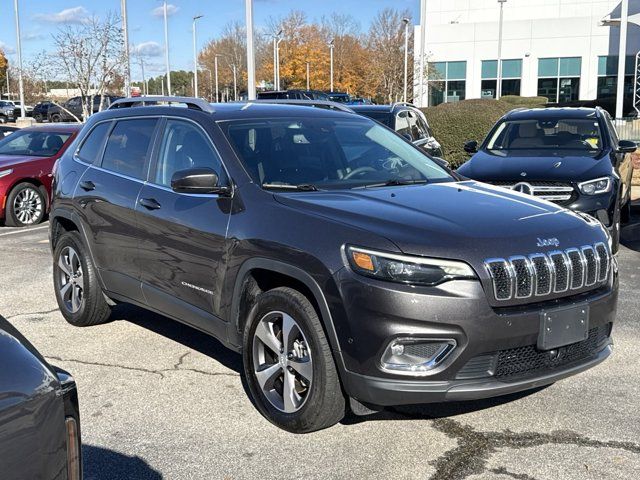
(485, 242), (610, 302)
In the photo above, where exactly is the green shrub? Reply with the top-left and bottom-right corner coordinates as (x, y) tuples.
(421, 96), (547, 167)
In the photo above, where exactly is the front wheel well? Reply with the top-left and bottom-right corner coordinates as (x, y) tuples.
(236, 268), (322, 336)
(50, 216), (79, 249)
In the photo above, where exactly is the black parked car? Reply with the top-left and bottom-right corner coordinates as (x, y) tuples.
(48, 96), (121, 122)
(257, 89), (329, 101)
(0, 125), (18, 137)
(0, 314), (81, 480)
(33, 101), (55, 123)
(457, 107), (636, 252)
(50, 96), (616, 433)
(350, 103), (443, 157)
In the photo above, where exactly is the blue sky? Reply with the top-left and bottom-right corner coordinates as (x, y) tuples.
(0, 0), (418, 80)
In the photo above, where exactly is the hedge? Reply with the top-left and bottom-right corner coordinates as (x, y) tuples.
(421, 96), (548, 167)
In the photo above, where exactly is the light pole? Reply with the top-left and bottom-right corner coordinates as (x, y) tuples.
(273, 29), (283, 90)
(496, 0), (507, 99)
(121, 0), (131, 97)
(231, 64), (238, 101)
(306, 61), (310, 90)
(418, 0), (427, 107)
(402, 17), (410, 103)
(13, 0), (25, 118)
(162, 0), (171, 95)
(615, 0), (629, 119)
(192, 15), (203, 98)
(202, 68), (213, 101)
(329, 39), (335, 92)
(138, 57), (147, 95)
(214, 54), (220, 102)
(245, 0), (256, 100)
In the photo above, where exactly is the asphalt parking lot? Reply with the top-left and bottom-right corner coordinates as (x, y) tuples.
(1, 215), (640, 480)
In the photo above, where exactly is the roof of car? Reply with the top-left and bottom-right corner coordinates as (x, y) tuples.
(505, 107), (601, 121)
(20, 124), (83, 133)
(349, 105), (393, 113)
(207, 102), (360, 120)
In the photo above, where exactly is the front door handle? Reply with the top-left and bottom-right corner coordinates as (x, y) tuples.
(79, 180), (95, 191)
(139, 198), (161, 210)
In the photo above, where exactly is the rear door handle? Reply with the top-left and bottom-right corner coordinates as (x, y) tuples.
(79, 180), (95, 191)
(139, 198), (161, 210)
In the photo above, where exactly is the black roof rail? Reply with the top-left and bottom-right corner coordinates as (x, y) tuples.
(108, 96), (214, 113)
(250, 99), (355, 113)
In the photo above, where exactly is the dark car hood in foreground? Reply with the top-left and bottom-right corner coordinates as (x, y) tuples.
(458, 149), (612, 183)
(275, 181), (608, 260)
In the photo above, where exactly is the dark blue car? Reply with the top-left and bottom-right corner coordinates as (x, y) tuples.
(457, 107), (636, 252)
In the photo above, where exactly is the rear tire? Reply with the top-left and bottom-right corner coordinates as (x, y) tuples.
(4, 182), (46, 227)
(50, 113), (62, 123)
(53, 231), (111, 327)
(243, 287), (345, 433)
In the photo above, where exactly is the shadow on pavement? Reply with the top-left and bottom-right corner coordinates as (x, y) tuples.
(341, 387), (548, 425)
(111, 303), (242, 374)
(83, 445), (162, 480)
(621, 205), (640, 253)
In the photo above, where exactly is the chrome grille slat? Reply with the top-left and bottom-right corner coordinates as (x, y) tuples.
(485, 243), (610, 301)
(491, 181), (575, 202)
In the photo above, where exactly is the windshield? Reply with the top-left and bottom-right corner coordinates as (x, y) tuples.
(0, 130), (71, 157)
(486, 118), (603, 152)
(223, 117), (453, 190)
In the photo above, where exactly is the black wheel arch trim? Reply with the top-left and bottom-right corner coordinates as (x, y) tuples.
(228, 257), (347, 373)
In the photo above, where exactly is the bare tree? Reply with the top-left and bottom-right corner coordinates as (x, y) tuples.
(52, 12), (125, 119)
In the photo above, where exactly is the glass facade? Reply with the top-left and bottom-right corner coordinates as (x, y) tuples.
(596, 56), (634, 115)
(537, 57), (582, 103)
(428, 61), (466, 106)
(481, 59), (522, 98)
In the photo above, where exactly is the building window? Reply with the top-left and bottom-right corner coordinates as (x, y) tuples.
(428, 61), (466, 106)
(481, 59), (522, 98)
(537, 57), (581, 103)
(597, 55), (634, 115)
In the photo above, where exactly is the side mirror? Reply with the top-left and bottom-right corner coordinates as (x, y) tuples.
(617, 140), (638, 154)
(463, 140), (478, 154)
(432, 157), (450, 169)
(171, 167), (229, 195)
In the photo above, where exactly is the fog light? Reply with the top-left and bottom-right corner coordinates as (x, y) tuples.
(381, 338), (456, 376)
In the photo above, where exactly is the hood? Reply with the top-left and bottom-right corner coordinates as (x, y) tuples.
(274, 181), (608, 262)
(459, 149), (612, 183)
(0, 155), (48, 170)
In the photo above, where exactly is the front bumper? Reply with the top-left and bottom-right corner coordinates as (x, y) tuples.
(333, 267), (618, 407)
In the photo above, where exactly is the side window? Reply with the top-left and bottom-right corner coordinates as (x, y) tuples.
(154, 119), (224, 188)
(407, 111), (426, 141)
(395, 110), (411, 138)
(416, 114), (433, 138)
(101, 118), (157, 180)
(77, 122), (111, 164)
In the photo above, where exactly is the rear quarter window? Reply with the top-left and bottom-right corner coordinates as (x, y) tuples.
(76, 122), (112, 164)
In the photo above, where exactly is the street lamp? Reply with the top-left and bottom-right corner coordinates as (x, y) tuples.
(202, 67), (213, 101)
(214, 54), (221, 102)
(306, 61), (310, 90)
(231, 63), (238, 101)
(273, 30), (283, 90)
(121, 0), (131, 97)
(496, 0), (507, 100)
(13, 0), (25, 119)
(402, 18), (410, 103)
(162, 0), (171, 95)
(245, 0), (256, 100)
(329, 39), (335, 92)
(418, 0), (427, 107)
(192, 15), (203, 98)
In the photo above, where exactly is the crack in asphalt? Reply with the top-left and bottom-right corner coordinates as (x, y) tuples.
(5, 308), (59, 321)
(45, 352), (240, 380)
(411, 416), (640, 480)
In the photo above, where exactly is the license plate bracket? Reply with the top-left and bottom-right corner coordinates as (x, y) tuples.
(538, 303), (589, 351)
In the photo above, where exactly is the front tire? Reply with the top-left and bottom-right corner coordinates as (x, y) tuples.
(53, 231), (111, 327)
(50, 113), (62, 123)
(243, 287), (345, 433)
(5, 182), (46, 227)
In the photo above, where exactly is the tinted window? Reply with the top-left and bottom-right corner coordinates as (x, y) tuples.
(77, 122), (111, 164)
(395, 111), (411, 137)
(154, 119), (224, 187)
(0, 130), (71, 157)
(407, 111), (426, 141)
(224, 117), (452, 189)
(101, 119), (157, 179)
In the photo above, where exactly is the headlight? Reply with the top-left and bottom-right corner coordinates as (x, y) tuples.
(346, 246), (476, 286)
(578, 177), (612, 195)
(0, 169), (13, 179)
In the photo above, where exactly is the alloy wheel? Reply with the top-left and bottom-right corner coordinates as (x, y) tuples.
(252, 311), (313, 413)
(12, 187), (43, 225)
(57, 246), (84, 314)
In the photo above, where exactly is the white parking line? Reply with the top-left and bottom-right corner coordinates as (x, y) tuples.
(0, 225), (49, 237)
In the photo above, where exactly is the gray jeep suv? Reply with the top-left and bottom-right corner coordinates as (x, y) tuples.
(49, 97), (617, 433)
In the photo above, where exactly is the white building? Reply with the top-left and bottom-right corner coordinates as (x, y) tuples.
(414, 0), (640, 115)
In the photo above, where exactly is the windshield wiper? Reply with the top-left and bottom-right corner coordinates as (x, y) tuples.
(352, 179), (428, 189)
(261, 183), (319, 191)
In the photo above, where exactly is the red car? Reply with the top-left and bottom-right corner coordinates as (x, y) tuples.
(0, 124), (81, 227)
